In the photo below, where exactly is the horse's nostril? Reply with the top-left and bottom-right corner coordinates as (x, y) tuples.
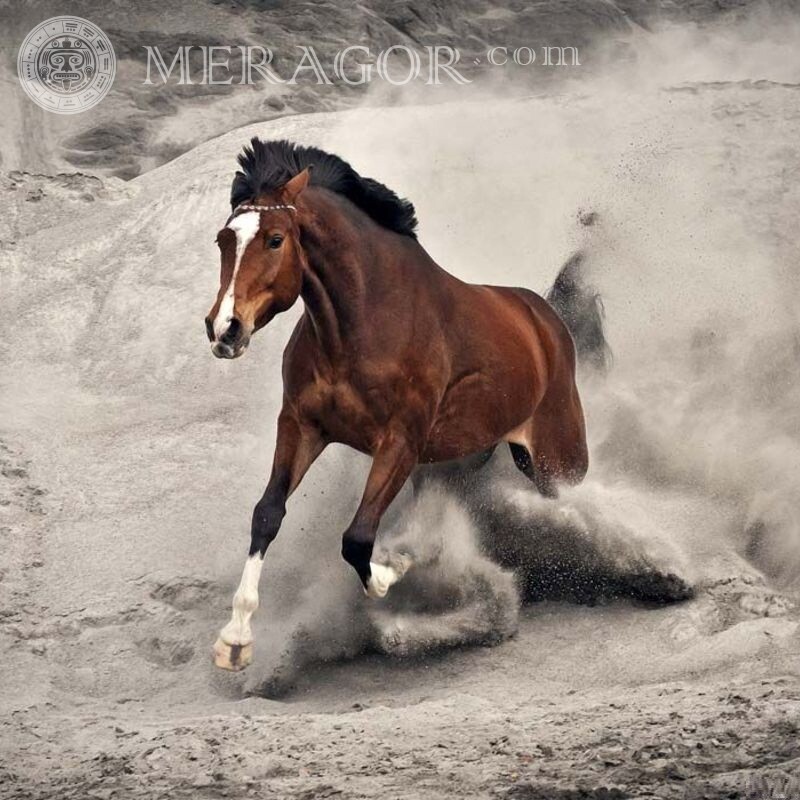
(220, 317), (242, 346)
(205, 317), (215, 342)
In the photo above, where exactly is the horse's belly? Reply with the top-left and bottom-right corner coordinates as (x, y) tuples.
(421, 428), (502, 463)
(422, 387), (533, 463)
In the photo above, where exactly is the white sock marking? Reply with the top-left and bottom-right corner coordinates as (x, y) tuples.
(365, 562), (400, 599)
(213, 211), (261, 339)
(219, 554), (264, 646)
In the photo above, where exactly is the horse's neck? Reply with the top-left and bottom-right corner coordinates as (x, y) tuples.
(298, 194), (373, 360)
(299, 259), (354, 359)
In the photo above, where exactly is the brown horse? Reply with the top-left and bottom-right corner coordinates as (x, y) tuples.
(206, 139), (600, 671)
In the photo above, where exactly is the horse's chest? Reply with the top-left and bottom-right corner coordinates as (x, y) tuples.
(298, 378), (381, 451)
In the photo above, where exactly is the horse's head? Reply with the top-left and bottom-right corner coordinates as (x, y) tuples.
(205, 168), (310, 359)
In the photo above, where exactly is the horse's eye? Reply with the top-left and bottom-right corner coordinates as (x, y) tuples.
(268, 235), (284, 250)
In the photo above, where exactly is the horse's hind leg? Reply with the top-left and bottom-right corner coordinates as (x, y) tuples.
(509, 386), (588, 498)
(509, 442), (558, 498)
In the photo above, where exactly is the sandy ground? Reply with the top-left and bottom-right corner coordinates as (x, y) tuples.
(2, 615), (799, 799)
(3, 21), (800, 797)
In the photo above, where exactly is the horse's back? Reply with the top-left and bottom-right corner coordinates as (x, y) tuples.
(491, 285), (577, 371)
(464, 282), (579, 391)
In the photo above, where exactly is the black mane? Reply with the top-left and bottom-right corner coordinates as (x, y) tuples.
(230, 138), (418, 239)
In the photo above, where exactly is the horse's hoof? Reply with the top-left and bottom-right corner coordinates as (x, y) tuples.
(213, 637), (252, 671)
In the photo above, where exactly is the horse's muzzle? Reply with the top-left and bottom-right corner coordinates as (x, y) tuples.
(207, 315), (249, 359)
(211, 341), (247, 359)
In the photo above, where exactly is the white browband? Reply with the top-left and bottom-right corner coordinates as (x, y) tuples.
(234, 203), (297, 214)
(225, 203), (297, 226)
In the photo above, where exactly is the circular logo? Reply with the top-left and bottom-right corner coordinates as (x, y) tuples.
(17, 16), (116, 114)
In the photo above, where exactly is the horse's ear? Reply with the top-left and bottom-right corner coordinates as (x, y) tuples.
(281, 166), (312, 202)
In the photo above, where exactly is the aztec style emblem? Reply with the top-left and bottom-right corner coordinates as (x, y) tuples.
(17, 16), (116, 114)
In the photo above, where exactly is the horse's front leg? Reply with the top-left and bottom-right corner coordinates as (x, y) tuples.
(341, 431), (418, 598)
(214, 411), (325, 671)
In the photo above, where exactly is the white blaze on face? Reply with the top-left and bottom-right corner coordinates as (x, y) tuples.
(213, 211), (261, 339)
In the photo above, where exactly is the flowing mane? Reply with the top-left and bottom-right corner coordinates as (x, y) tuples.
(230, 138), (419, 239)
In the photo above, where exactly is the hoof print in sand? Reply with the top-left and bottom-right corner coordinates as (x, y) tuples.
(136, 635), (195, 668)
(149, 577), (223, 611)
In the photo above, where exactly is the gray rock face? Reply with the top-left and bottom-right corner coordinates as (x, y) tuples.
(0, 0), (769, 178)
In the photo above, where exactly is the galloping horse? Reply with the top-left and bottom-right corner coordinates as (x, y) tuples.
(206, 139), (595, 671)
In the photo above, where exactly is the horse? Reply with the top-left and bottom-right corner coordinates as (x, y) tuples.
(205, 138), (605, 671)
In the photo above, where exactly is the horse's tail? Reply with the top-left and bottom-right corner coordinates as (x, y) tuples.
(546, 249), (611, 374)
